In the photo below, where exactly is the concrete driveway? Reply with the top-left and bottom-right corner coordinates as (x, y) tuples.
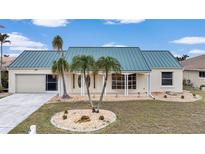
(0, 93), (56, 134)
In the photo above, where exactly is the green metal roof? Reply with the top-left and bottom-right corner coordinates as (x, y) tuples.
(142, 50), (182, 69)
(65, 47), (150, 71)
(9, 47), (182, 71)
(9, 50), (62, 69)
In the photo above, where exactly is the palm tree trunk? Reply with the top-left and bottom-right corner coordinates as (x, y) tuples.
(83, 70), (94, 109)
(0, 42), (2, 87)
(96, 71), (108, 112)
(61, 65), (70, 99)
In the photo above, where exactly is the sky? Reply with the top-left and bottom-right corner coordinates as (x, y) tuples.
(1, 19), (205, 57)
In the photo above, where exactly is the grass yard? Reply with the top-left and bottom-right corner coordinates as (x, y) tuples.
(10, 88), (205, 134)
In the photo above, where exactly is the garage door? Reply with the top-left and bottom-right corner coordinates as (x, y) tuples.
(16, 74), (45, 93)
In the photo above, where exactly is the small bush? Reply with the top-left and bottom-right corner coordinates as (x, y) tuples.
(64, 110), (68, 114)
(62, 114), (67, 120)
(164, 95), (167, 98)
(200, 85), (205, 90)
(181, 95), (184, 99)
(99, 115), (104, 120)
(77, 115), (91, 123)
(0, 85), (3, 93)
(193, 93), (196, 97)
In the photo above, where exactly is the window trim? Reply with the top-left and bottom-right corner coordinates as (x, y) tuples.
(161, 72), (173, 86)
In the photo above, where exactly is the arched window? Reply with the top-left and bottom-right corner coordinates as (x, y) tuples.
(78, 75), (91, 88)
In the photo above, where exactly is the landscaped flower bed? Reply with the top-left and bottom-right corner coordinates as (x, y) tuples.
(50, 109), (116, 132)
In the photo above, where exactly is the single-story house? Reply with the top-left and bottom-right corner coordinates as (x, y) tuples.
(181, 54), (205, 88)
(8, 47), (183, 96)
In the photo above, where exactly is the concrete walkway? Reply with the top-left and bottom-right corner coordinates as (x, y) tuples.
(0, 93), (56, 134)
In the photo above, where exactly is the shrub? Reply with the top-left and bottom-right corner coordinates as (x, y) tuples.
(192, 93), (196, 97)
(99, 115), (104, 120)
(181, 95), (184, 99)
(164, 95), (167, 98)
(0, 85), (3, 93)
(200, 85), (205, 90)
(62, 114), (67, 120)
(64, 110), (68, 114)
(77, 115), (91, 123)
(2, 71), (8, 89)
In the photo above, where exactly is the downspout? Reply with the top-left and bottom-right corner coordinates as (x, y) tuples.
(148, 72), (155, 99)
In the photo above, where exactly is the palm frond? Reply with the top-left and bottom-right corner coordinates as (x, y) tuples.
(52, 35), (63, 51)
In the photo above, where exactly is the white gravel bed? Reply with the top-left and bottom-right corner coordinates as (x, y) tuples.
(50, 109), (116, 132)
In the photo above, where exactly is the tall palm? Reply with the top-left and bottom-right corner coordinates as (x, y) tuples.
(70, 55), (95, 110)
(52, 35), (64, 57)
(52, 58), (70, 98)
(52, 35), (69, 98)
(96, 56), (121, 112)
(0, 33), (10, 87)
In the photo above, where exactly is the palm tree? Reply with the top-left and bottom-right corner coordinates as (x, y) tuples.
(176, 54), (189, 61)
(52, 35), (70, 99)
(52, 35), (64, 57)
(0, 33), (10, 87)
(96, 56), (121, 112)
(52, 58), (70, 98)
(70, 55), (95, 111)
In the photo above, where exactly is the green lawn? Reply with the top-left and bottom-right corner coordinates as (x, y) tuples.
(10, 88), (205, 134)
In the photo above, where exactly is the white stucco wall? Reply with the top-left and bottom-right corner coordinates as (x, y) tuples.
(183, 70), (205, 88)
(9, 69), (58, 94)
(150, 68), (183, 92)
(9, 68), (183, 95)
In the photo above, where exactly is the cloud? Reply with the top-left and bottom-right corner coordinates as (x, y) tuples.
(171, 51), (181, 57)
(102, 42), (127, 47)
(104, 19), (145, 25)
(189, 49), (205, 54)
(6, 53), (20, 57)
(32, 19), (69, 27)
(5, 32), (47, 51)
(171, 36), (205, 45)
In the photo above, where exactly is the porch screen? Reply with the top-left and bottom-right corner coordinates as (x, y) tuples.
(112, 73), (136, 89)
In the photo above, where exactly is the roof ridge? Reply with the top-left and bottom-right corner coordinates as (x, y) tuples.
(69, 46), (140, 48)
(24, 50), (66, 52)
(185, 54), (205, 61)
(142, 50), (170, 52)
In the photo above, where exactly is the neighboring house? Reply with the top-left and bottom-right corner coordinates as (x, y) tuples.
(8, 47), (183, 96)
(181, 55), (205, 88)
(2, 56), (16, 71)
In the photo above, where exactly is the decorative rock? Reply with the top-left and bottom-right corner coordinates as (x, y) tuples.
(51, 109), (116, 132)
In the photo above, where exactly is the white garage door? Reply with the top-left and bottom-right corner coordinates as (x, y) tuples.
(16, 74), (45, 93)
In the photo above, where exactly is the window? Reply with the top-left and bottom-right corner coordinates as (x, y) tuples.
(128, 74), (136, 89)
(161, 72), (173, 86)
(112, 73), (136, 89)
(73, 74), (75, 88)
(199, 71), (205, 78)
(93, 74), (96, 88)
(78, 75), (90, 88)
(112, 74), (125, 89)
(46, 75), (57, 91)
